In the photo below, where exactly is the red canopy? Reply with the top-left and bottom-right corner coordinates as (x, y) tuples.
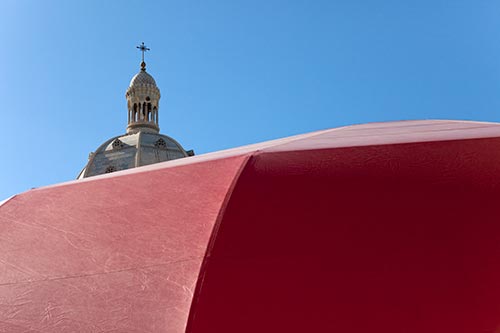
(2, 120), (500, 332)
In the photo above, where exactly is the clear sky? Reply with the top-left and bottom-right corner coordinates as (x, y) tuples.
(1, 0), (500, 200)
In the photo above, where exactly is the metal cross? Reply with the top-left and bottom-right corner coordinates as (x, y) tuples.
(136, 42), (150, 62)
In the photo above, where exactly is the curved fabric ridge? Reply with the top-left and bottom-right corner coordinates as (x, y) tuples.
(0, 195), (16, 208)
(185, 153), (256, 330)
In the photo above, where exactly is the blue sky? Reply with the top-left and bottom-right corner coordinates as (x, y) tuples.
(1, 0), (500, 200)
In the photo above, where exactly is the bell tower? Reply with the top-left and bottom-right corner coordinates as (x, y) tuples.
(126, 42), (161, 134)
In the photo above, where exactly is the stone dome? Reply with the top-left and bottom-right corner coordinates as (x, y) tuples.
(78, 132), (192, 179)
(77, 46), (194, 179)
(129, 70), (157, 87)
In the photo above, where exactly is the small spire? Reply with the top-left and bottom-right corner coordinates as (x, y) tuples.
(136, 42), (150, 71)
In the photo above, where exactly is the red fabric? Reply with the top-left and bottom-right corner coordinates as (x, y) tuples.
(0, 155), (248, 332)
(2, 120), (500, 332)
(187, 138), (500, 332)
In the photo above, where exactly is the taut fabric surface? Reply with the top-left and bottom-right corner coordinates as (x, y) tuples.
(0, 155), (248, 332)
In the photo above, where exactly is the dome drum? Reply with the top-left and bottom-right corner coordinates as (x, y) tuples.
(127, 118), (160, 134)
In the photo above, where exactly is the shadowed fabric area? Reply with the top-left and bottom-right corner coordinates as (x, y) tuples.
(188, 138), (500, 332)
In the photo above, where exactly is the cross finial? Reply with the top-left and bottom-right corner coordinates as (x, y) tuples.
(136, 42), (150, 70)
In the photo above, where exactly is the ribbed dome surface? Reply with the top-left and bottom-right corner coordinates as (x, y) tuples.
(129, 70), (157, 87)
(78, 132), (189, 179)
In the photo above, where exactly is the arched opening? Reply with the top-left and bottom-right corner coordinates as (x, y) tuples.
(147, 103), (152, 121)
(153, 106), (158, 123)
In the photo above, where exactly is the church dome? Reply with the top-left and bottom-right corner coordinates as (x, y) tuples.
(129, 69), (157, 87)
(77, 132), (192, 179)
(78, 43), (194, 179)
